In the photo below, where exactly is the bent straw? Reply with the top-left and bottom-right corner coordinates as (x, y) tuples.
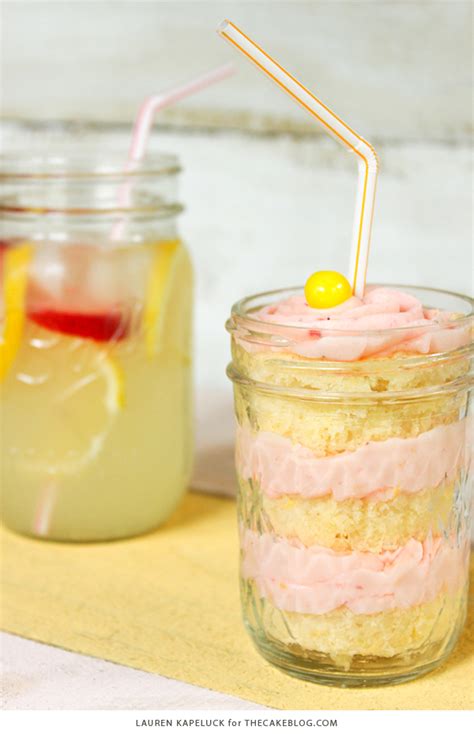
(127, 63), (235, 163)
(218, 20), (378, 298)
(112, 63), (235, 239)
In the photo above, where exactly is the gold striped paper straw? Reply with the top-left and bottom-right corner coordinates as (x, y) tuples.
(218, 19), (379, 298)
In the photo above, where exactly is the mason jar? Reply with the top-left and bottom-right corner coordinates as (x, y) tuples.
(0, 152), (193, 541)
(226, 285), (472, 686)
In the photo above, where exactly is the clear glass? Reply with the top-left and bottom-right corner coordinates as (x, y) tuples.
(0, 153), (193, 541)
(227, 286), (472, 687)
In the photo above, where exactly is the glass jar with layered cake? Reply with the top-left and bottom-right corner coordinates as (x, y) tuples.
(227, 284), (472, 686)
(1, 153), (193, 541)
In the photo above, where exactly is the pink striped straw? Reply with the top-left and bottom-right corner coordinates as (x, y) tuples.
(112, 63), (234, 238)
(128, 63), (234, 162)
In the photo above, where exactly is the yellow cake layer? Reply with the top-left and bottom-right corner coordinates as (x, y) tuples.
(234, 385), (464, 456)
(232, 344), (468, 455)
(238, 478), (455, 553)
(246, 585), (466, 668)
(232, 342), (469, 394)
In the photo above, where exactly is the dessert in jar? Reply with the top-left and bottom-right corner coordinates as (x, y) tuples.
(227, 284), (472, 686)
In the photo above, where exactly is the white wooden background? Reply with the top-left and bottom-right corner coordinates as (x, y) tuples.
(3, 1), (472, 141)
(1, 0), (472, 710)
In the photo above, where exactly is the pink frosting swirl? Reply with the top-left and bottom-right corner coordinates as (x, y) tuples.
(236, 421), (468, 502)
(248, 286), (469, 360)
(241, 528), (468, 615)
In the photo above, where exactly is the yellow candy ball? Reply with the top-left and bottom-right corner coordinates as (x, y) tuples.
(304, 270), (352, 309)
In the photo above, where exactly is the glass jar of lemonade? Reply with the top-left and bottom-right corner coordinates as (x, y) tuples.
(0, 153), (193, 541)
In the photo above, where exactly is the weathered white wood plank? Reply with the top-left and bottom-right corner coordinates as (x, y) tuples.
(2, 1), (472, 140)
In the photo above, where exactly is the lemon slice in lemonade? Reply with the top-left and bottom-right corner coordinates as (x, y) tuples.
(144, 239), (187, 357)
(2, 320), (124, 476)
(0, 243), (33, 382)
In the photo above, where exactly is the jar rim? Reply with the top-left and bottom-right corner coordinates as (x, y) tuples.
(0, 151), (183, 218)
(229, 284), (473, 339)
(226, 362), (472, 402)
(0, 151), (181, 180)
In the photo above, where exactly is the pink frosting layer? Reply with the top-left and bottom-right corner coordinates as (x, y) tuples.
(244, 287), (469, 360)
(241, 528), (468, 615)
(236, 421), (468, 501)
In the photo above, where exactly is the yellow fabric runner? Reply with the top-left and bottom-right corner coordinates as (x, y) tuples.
(0, 492), (472, 710)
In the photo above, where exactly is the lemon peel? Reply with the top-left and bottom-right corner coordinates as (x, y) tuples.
(0, 243), (33, 381)
(144, 240), (182, 358)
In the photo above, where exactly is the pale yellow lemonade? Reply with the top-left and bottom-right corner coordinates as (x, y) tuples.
(0, 238), (193, 540)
